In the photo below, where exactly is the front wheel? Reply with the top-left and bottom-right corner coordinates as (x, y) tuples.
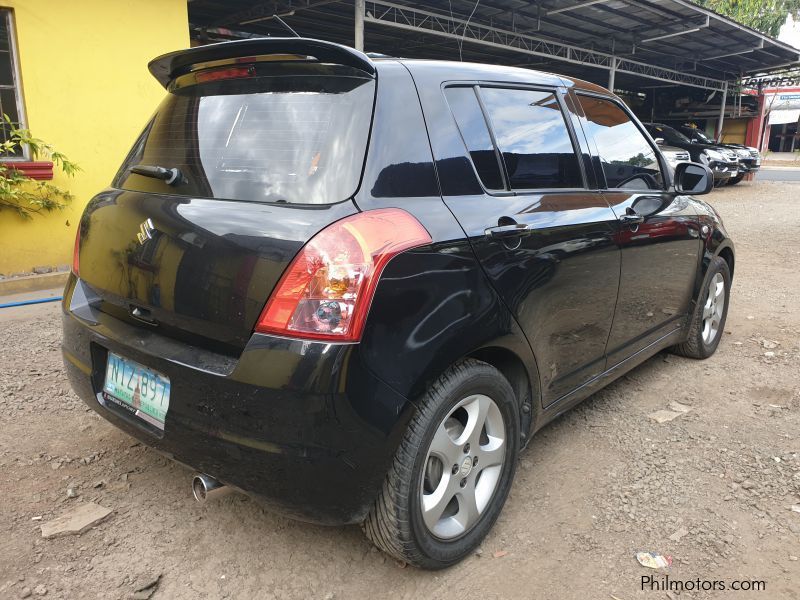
(363, 359), (520, 569)
(672, 256), (731, 359)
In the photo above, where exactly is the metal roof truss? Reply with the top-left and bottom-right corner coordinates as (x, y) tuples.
(365, 1), (728, 91)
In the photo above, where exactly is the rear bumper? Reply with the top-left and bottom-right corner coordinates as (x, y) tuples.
(61, 276), (411, 525)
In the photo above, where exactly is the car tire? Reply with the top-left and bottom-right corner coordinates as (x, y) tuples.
(728, 174), (744, 185)
(363, 358), (520, 569)
(671, 256), (731, 359)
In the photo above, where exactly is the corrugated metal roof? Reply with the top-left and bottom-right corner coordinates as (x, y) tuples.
(188, 0), (800, 90)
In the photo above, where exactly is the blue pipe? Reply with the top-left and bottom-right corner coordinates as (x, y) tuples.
(0, 296), (62, 309)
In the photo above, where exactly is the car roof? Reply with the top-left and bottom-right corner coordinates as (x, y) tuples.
(381, 57), (613, 97)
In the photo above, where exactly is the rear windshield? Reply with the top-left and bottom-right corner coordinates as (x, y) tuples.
(682, 127), (713, 144)
(115, 63), (375, 204)
(648, 124), (689, 145)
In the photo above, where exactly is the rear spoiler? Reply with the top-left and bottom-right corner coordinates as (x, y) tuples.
(148, 37), (376, 88)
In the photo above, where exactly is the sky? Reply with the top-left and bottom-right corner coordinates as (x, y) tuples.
(778, 12), (800, 50)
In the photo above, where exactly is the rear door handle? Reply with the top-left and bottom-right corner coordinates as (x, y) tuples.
(484, 223), (531, 239)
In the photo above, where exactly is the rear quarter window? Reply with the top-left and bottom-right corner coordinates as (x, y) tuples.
(444, 86), (505, 191)
(115, 63), (375, 205)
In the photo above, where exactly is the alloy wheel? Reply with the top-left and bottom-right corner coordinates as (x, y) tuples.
(701, 272), (725, 344)
(420, 394), (506, 540)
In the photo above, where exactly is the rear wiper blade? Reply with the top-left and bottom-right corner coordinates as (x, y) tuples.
(130, 164), (185, 186)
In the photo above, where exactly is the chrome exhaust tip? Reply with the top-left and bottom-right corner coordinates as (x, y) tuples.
(192, 473), (227, 503)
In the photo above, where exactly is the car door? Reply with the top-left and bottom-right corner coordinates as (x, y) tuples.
(435, 84), (621, 406)
(570, 92), (702, 366)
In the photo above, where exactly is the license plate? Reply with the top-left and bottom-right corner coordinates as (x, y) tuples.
(103, 352), (170, 430)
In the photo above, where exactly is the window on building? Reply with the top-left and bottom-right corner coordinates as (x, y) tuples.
(444, 86), (505, 190)
(480, 87), (584, 190)
(0, 9), (25, 158)
(575, 95), (664, 191)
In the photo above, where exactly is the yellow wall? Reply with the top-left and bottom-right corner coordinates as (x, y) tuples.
(0, 0), (188, 274)
(721, 118), (748, 145)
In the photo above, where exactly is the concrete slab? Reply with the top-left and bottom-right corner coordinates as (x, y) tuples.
(0, 271), (68, 295)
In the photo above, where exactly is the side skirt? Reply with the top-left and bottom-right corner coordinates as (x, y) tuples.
(535, 327), (685, 430)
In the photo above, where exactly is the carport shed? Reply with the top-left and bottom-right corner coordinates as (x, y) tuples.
(188, 0), (800, 144)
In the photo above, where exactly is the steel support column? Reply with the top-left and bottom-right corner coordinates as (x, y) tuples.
(716, 80), (728, 142)
(355, 0), (365, 51)
(608, 57), (617, 91)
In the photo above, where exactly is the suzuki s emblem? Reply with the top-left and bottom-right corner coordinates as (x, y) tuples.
(137, 218), (155, 245)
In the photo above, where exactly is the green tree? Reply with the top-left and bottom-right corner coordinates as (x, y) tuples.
(0, 115), (80, 219)
(698, 0), (800, 37)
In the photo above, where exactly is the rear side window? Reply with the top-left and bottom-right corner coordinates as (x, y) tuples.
(480, 88), (583, 190)
(576, 95), (664, 190)
(444, 87), (505, 190)
(116, 63), (375, 204)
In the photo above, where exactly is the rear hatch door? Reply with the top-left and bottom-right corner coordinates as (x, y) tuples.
(77, 44), (376, 354)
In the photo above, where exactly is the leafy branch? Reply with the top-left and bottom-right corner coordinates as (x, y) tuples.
(698, 0), (800, 37)
(0, 114), (80, 219)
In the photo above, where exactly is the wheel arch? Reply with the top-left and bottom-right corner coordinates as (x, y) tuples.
(716, 244), (734, 280)
(687, 236), (734, 327)
(465, 344), (540, 444)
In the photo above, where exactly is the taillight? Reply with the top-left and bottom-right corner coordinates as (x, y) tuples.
(255, 208), (431, 342)
(195, 65), (254, 83)
(72, 229), (80, 277)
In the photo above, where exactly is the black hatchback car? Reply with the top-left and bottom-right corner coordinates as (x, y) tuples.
(63, 38), (734, 569)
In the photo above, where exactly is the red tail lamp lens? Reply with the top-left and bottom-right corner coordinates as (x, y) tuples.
(255, 208), (432, 342)
(72, 229), (80, 276)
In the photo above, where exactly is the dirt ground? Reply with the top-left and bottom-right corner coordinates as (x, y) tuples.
(1, 181), (799, 600)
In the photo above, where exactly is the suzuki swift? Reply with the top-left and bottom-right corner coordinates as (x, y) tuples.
(63, 38), (734, 569)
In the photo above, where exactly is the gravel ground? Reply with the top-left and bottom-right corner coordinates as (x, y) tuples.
(1, 181), (799, 600)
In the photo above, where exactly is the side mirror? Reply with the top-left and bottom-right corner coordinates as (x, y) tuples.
(674, 162), (713, 195)
(654, 137), (665, 145)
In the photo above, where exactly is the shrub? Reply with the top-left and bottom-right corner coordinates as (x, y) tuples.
(0, 114), (80, 219)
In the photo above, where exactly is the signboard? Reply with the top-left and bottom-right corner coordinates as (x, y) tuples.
(743, 75), (800, 88)
(768, 109), (800, 125)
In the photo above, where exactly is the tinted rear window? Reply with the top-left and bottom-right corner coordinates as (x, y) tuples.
(479, 88), (583, 190)
(116, 63), (375, 204)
